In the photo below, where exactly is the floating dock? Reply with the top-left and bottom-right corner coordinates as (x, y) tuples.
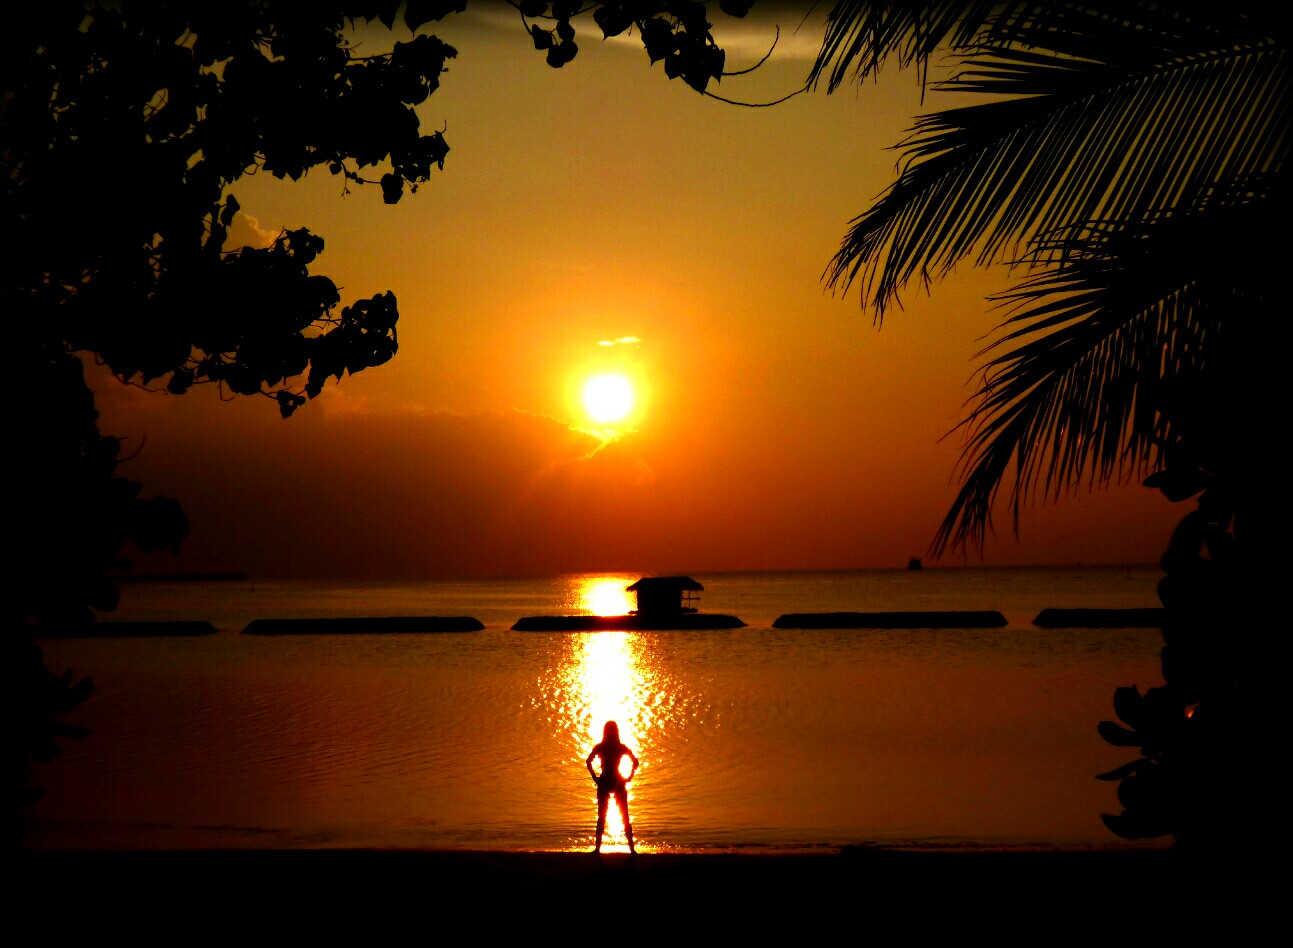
(512, 613), (745, 631)
(772, 611), (1008, 629)
(242, 617), (483, 634)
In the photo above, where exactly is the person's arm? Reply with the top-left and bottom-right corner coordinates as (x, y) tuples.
(586, 746), (600, 781)
(627, 748), (639, 781)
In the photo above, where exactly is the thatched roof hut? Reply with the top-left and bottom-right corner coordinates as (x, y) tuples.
(626, 576), (702, 615)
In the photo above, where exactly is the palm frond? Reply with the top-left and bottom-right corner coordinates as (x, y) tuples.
(808, 0), (1007, 92)
(827, 34), (1287, 317)
(931, 185), (1274, 553)
(809, 2), (1287, 552)
(810, 1), (1285, 93)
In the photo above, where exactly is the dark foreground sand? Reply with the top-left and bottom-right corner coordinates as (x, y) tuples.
(14, 847), (1271, 937)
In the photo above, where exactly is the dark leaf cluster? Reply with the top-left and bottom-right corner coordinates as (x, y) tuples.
(1096, 684), (1187, 837)
(3, 2), (461, 423)
(4, 3), (471, 808)
(8, 354), (182, 818)
(6, 639), (94, 817)
(1097, 475), (1256, 850)
(12, 353), (191, 628)
(516, 1), (749, 93)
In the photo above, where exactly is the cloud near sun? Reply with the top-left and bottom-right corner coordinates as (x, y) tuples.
(118, 406), (677, 579)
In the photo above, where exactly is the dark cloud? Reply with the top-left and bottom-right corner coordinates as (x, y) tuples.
(114, 404), (693, 578)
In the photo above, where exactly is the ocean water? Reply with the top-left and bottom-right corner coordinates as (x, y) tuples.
(23, 567), (1169, 853)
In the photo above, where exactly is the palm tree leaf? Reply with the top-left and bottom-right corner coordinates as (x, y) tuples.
(808, 2), (1287, 552)
(811, 1), (1285, 92)
(828, 35), (1287, 317)
(931, 184), (1274, 552)
(809, 1), (1005, 93)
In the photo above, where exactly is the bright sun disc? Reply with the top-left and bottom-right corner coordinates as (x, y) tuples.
(582, 374), (634, 424)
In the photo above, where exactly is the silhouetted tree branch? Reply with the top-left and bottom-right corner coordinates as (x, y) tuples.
(513, 1), (754, 92)
(3, 0), (770, 837)
(4, 3), (474, 818)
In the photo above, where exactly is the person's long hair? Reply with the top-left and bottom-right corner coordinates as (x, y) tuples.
(602, 720), (620, 745)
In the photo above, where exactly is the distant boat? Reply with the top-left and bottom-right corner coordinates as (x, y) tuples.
(907, 557), (923, 571)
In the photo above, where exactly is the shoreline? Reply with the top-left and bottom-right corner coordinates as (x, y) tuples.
(15, 846), (1269, 932)
(15, 845), (1187, 895)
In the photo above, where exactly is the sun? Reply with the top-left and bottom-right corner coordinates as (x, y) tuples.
(582, 373), (634, 424)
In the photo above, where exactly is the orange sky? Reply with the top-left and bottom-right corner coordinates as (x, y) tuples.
(92, 5), (1181, 579)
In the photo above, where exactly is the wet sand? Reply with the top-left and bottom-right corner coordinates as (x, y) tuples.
(14, 847), (1269, 937)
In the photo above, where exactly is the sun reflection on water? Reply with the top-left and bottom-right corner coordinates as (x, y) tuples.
(539, 576), (687, 853)
(573, 632), (642, 851)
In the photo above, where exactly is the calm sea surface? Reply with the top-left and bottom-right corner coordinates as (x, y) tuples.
(24, 567), (1169, 853)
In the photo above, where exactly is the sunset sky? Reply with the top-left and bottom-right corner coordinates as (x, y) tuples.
(93, 4), (1180, 580)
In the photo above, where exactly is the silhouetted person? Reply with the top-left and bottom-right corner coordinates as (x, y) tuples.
(586, 720), (639, 854)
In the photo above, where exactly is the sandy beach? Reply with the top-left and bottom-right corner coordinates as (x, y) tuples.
(15, 847), (1268, 937)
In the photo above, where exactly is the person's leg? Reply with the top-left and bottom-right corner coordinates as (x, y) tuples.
(595, 788), (609, 852)
(615, 787), (635, 853)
